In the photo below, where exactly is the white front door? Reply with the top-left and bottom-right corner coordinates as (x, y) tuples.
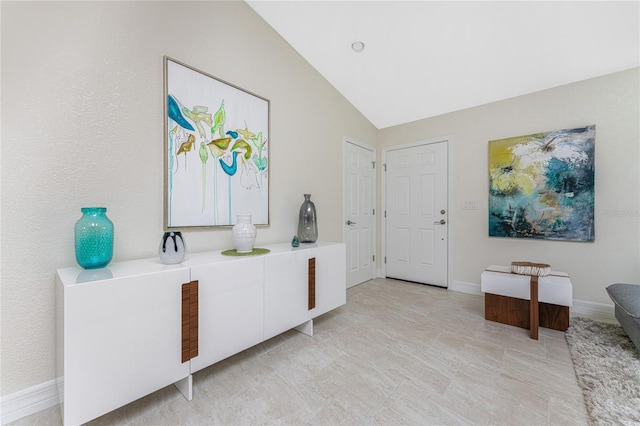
(343, 139), (375, 288)
(385, 141), (448, 287)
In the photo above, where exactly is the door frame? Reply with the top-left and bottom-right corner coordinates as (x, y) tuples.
(382, 136), (452, 287)
(343, 136), (377, 287)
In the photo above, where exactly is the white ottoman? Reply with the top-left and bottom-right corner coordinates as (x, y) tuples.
(481, 265), (573, 338)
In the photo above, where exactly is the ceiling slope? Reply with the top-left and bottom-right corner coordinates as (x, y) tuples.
(247, 1), (640, 129)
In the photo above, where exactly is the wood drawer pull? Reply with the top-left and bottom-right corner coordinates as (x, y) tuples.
(530, 276), (538, 340)
(308, 258), (316, 310)
(181, 280), (199, 363)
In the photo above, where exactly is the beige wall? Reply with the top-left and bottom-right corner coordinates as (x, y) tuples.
(0, 1), (377, 396)
(378, 68), (640, 305)
(2, 0), (638, 402)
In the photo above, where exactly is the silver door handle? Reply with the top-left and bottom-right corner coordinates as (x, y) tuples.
(434, 220), (446, 225)
(346, 220), (357, 225)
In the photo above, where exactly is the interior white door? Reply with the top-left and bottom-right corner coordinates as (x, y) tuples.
(385, 141), (448, 287)
(344, 140), (375, 288)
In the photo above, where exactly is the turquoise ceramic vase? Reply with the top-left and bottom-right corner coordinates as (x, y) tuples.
(74, 207), (114, 269)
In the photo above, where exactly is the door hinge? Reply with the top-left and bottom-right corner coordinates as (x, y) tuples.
(373, 208), (375, 215)
(373, 255), (375, 262)
(383, 163), (387, 171)
(384, 256), (387, 264)
(372, 161), (376, 169)
(384, 210), (387, 218)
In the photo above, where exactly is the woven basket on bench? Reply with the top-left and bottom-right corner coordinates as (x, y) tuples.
(511, 261), (551, 277)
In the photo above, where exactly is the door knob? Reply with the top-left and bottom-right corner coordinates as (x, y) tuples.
(434, 219), (446, 225)
(346, 220), (357, 225)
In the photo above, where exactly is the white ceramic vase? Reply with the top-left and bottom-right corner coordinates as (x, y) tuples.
(233, 214), (257, 253)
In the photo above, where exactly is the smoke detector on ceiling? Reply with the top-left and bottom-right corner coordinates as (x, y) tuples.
(350, 41), (365, 53)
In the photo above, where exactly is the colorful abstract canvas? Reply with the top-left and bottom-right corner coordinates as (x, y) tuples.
(488, 125), (595, 241)
(164, 57), (269, 229)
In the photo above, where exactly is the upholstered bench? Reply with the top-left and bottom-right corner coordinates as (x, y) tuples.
(481, 265), (573, 339)
(606, 283), (640, 352)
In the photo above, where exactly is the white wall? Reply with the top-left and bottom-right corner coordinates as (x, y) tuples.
(378, 68), (640, 304)
(0, 1), (377, 396)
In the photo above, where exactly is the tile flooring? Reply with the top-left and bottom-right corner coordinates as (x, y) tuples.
(11, 279), (588, 425)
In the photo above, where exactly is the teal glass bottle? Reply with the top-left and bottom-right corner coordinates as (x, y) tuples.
(74, 207), (114, 269)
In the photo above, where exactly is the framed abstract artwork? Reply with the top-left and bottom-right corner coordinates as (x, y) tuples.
(164, 56), (269, 229)
(488, 125), (595, 241)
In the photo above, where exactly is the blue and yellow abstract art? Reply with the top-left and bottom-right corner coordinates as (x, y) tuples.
(488, 125), (595, 241)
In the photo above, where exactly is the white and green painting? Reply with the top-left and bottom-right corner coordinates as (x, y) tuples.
(488, 125), (595, 241)
(164, 57), (269, 228)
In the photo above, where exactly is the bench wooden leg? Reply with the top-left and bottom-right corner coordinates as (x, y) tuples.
(529, 276), (539, 340)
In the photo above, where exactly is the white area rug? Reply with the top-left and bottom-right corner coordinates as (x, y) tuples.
(565, 317), (640, 426)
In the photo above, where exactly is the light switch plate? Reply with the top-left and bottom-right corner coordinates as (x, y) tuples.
(462, 200), (477, 210)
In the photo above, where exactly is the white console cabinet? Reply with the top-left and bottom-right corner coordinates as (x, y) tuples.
(264, 248), (316, 340)
(312, 244), (348, 318)
(57, 242), (345, 425)
(190, 255), (265, 372)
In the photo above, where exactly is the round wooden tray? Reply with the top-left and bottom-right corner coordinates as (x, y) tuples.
(221, 248), (271, 257)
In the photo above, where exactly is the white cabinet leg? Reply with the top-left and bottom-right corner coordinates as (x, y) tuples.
(174, 375), (193, 401)
(294, 319), (313, 336)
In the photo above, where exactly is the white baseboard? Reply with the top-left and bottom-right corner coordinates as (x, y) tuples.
(450, 280), (482, 295)
(1, 378), (61, 425)
(571, 299), (616, 323)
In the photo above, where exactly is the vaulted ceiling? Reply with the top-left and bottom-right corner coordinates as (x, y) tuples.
(247, 1), (640, 129)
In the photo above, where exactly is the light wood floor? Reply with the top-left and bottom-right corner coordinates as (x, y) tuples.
(11, 278), (588, 425)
